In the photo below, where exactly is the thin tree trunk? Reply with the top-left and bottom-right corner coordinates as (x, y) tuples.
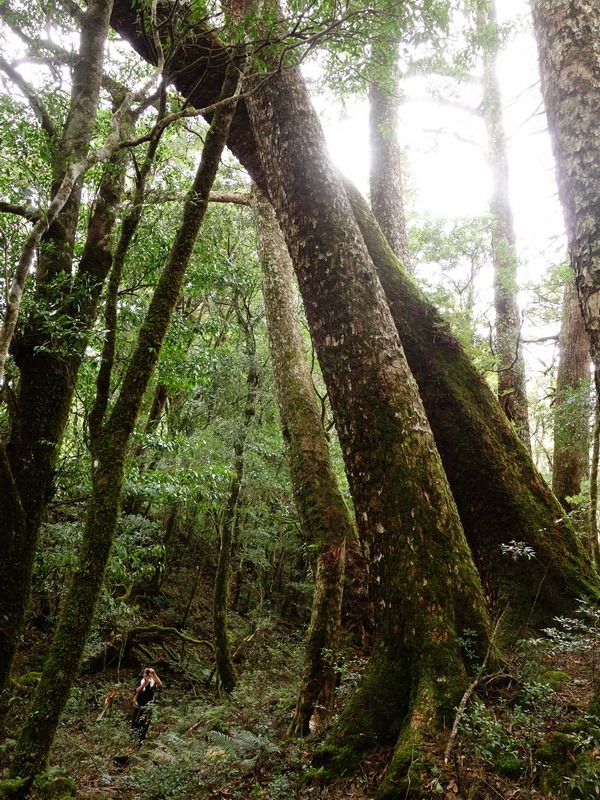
(477, 0), (530, 449)
(6, 63), (241, 790)
(0, 0), (119, 697)
(368, 59), (411, 271)
(213, 297), (259, 694)
(590, 366), (600, 566)
(553, 278), (590, 511)
(253, 186), (353, 735)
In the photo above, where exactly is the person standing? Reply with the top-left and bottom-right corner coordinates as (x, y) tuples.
(131, 667), (162, 728)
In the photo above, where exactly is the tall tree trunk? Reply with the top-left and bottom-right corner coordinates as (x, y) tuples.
(253, 186), (353, 736)
(530, 0), (600, 562)
(6, 63), (241, 790)
(111, 0), (599, 629)
(244, 59), (492, 793)
(0, 0), (118, 698)
(346, 184), (597, 618)
(553, 277), (590, 511)
(477, 0), (530, 449)
(368, 57), (411, 271)
(590, 365), (600, 566)
(530, 1), (600, 385)
(213, 297), (259, 694)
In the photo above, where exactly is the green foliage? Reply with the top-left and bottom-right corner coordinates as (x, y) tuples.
(33, 769), (77, 800)
(410, 215), (496, 374)
(294, 0), (453, 98)
(536, 728), (600, 798)
(458, 692), (537, 776)
(543, 600), (600, 659)
(34, 515), (166, 639)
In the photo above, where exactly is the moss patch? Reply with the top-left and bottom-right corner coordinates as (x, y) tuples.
(0, 778), (30, 799)
(541, 670), (570, 692)
(33, 773), (77, 800)
(536, 731), (600, 797)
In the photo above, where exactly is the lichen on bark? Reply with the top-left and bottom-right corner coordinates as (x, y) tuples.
(243, 49), (492, 793)
(254, 186), (353, 735)
(8, 61), (242, 788)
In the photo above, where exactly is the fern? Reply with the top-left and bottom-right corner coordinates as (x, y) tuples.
(206, 728), (281, 758)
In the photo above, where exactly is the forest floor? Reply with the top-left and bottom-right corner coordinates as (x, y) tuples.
(2, 603), (600, 800)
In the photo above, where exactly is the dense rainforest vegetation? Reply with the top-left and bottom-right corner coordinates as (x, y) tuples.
(1, 0), (600, 798)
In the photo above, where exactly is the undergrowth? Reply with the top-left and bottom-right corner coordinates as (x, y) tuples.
(3, 604), (600, 800)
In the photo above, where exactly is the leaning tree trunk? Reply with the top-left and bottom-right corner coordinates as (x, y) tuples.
(213, 298), (259, 695)
(530, 1), (600, 387)
(6, 64), (241, 791)
(254, 186), (353, 736)
(0, 0), (119, 698)
(368, 49), (411, 271)
(110, 0), (599, 630)
(552, 277), (590, 512)
(244, 57), (492, 794)
(346, 184), (597, 624)
(478, 0), (530, 449)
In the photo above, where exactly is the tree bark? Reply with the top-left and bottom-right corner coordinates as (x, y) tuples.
(7, 62), (242, 789)
(368, 62), (411, 270)
(0, 0), (118, 698)
(244, 58), (492, 792)
(552, 277), (590, 511)
(530, 0), (600, 373)
(253, 186), (353, 735)
(530, 0), (600, 561)
(110, 0), (599, 629)
(477, 0), (530, 449)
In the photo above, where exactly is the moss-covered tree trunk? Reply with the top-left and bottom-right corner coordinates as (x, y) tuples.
(254, 186), (353, 735)
(477, 0), (530, 449)
(530, 0), (600, 380)
(553, 278), (590, 512)
(213, 296), (259, 694)
(0, 0), (119, 698)
(346, 183), (597, 625)
(243, 58), (492, 793)
(6, 63), (241, 790)
(110, 0), (599, 629)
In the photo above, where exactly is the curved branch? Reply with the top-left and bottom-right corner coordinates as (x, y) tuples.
(124, 624), (214, 649)
(0, 160), (86, 385)
(0, 201), (42, 222)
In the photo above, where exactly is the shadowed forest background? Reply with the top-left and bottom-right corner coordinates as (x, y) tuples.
(1, 0), (600, 798)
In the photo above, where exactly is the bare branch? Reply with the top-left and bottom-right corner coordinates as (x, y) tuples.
(0, 201), (43, 222)
(142, 190), (251, 206)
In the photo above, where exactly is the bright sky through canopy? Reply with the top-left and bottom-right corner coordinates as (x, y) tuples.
(319, 0), (566, 274)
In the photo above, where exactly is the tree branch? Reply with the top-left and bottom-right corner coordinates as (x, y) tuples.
(0, 56), (57, 139)
(0, 202), (42, 222)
